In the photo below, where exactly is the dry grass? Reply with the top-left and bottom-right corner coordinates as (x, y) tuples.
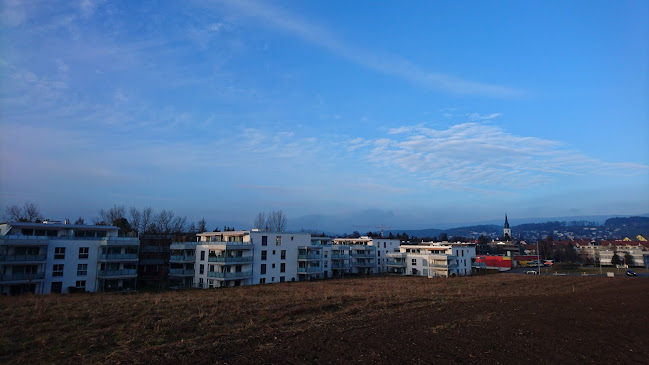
(0, 275), (640, 364)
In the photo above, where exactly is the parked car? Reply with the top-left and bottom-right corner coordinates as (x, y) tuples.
(526, 270), (538, 275)
(626, 270), (637, 276)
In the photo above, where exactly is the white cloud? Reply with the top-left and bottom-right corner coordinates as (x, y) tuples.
(467, 112), (503, 121)
(349, 123), (649, 190)
(215, 0), (521, 97)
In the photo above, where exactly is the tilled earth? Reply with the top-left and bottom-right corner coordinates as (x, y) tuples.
(1, 275), (647, 364)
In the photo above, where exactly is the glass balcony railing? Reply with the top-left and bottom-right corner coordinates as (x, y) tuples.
(0, 254), (47, 262)
(169, 269), (195, 276)
(99, 253), (139, 261)
(98, 269), (137, 277)
(208, 256), (252, 263)
(207, 270), (252, 279)
(297, 267), (323, 273)
(331, 254), (350, 259)
(386, 260), (406, 267)
(170, 255), (196, 262)
(0, 272), (45, 281)
(298, 254), (323, 260)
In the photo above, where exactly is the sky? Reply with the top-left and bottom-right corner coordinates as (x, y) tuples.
(1, 0), (648, 232)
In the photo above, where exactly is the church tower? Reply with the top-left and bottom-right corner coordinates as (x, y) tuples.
(503, 215), (511, 240)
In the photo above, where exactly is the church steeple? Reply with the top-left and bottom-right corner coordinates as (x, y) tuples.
(503, 214), (511, 240)
(504, 214), (510, 229)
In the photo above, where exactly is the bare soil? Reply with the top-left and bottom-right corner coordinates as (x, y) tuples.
(1, 275), (647, 364)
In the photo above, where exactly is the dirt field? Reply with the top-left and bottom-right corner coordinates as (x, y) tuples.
(1, 275), (647, 364)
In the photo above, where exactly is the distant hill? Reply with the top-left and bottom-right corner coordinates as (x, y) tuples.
(603, 216), (649, 238)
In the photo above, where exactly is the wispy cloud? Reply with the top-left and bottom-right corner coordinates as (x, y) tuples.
(348, 123), (649, 190)
(467, 112), (503, 121)
(215, 0), (521, 97)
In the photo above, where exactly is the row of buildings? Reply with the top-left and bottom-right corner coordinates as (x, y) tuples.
(0, 221), (476, 294)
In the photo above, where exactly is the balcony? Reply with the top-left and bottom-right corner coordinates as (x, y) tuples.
(386, 252), (406, 259)
(99, 253), (139, 262)
(0, 254), (47, 262)
(298, 254), (323, 260)
(298, 266), (323, 273)
(0, 272), (45, 281)
(352, 260), (375, 267)
(351, 253), (374, 259)
(208, 256), (253, 263)
(202, 241), (253, 249)
(170, 255), (196, 262)
(386, 260), (406, 267)
(331, 263), (348, 269)
(331, 254), (349, 259)
(207, 270), (252, 279)
(169, 268), (195, 276)
(97, 269), (137, 277)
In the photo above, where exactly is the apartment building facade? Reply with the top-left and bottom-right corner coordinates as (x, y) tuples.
(0, 221), (139, 295)
(387, 243), (476, 278)
(332, 237), (400, 275)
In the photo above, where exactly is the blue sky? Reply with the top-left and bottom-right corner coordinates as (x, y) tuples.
(1, 0), (648, 232)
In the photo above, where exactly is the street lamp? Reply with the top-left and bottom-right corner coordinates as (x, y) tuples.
(536, 240), (541, 274)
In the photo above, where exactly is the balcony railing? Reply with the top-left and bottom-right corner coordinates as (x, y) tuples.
(98, 269), (137, 277)
(351, 253), (374, 258)
(331, 254), (350, 259)
(0, 272), (45, 281)
(331, 263), (348, 269)
(297, 266), (323, 273)
(298, 254), (323, 260)
(207, 270), (252, 279)
(208, 256), (252, 263)
(169, 268), (195, 276)
(386, 260), (406, 267)
(99, 253), (139, 261)
(0, 254), (47, 262)
(352, 260), (375, 267)
(170, 255), (196, 262)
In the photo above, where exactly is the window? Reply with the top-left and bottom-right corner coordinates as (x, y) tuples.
(462, 250), (465, 257)
(51, 282), (62, 294)
(53, 264), (64, 276)
(324, 261), (328, 268)
(199, 264), (205, 274)
(273, 250), (276, 255)
(272, 263), (276, 269)
(54, 247), (65, 259)
(291, 236), (294, 241)
(378, 251), (381, 256)
(324, 251), (328, 258)
(199, 278), (204, 288)
(261, 264), (266, 274)
(260, 278), (266, 284)
(77, 264), (88, 276)
(280, 276), (285, 283)
(411, 259), (417, 265)
(75, 280), (86, 288)
(276, 236), (282, 245)
(271, 277), (274, 282)
(280, 263), (285, 273)
(262, 236), (268, 246)
(200, 251), (205, 260)
(78, 247), (89, 259)
(261, 250), (267, 261)
(281, 250), (286, 260)
(209, 265), (215, 272)
(384, 242), (386, 248)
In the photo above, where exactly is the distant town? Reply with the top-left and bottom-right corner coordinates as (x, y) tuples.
(1, 202), (648, 295)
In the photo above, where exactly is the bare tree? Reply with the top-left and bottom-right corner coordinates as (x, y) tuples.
(198, 218), (207, 233)
(253, 212), (266, 230)
(97, 205), (126, 225)
(141, 207), (153, 234)
(23, 203), (41, 222)
(74, 217), (85, 225)
(129, 207), (141, 234)
(263, 210), (287, 232)
(4, 202), (43, 222)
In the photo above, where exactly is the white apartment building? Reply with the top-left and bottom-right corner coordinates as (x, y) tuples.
(332, 236), (400, 275)
(0, 221), (139, 295)
(170, 230), (313, 288)
(387, 243), (475, 278)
